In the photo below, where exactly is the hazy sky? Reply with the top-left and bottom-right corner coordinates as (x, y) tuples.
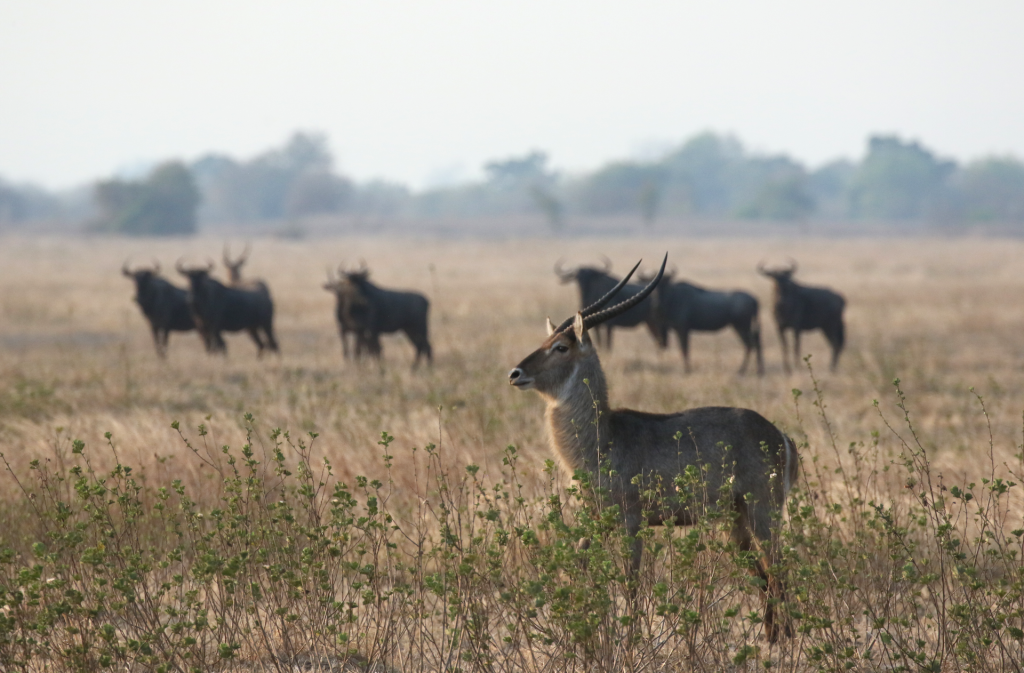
(2, 1), (1023, 189)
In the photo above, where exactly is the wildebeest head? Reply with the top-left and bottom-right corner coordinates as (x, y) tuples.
(176, 258), (216, 289)
(223, 243), (251, 284)
(553, 256), (612, 285)
(757, 259), (798, 285)
(122, 259), (163, 302)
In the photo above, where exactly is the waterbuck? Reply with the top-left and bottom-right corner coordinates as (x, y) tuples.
(222, 242), (252, 284)
(648, 270), (764, 375)
(334, 263), (432, 368)
(510, 255), (797, 642)
(122, 260), (195, 357)
(323, 265), (377, 360)
(554, 257), (659, 350)
(176, 260), (279, 356)
(758, 260), (846, 373)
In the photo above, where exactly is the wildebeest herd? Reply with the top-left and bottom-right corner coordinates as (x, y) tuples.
(123, 245), (845, 374)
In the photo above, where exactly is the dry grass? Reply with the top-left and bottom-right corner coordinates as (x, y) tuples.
(2, 234), (1023, 498)
(3, 233), (1024, 671)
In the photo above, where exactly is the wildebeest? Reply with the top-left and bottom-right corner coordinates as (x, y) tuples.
(758, 260), (846, 372)
(648, 269), (764, 375)
(330, 263), (432, 368)
(176, 260), (279, 356)
(509, 255), (797, 642)
(323, 265), (378, 360)
(122, 260), (196, 357)
(554, 257), (659, 350)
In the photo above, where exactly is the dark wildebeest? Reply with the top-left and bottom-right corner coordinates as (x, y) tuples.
(554, 257), (659, 350)
(758, 260), (846, 372)
(334, 264), (432, 368)
(176, 260), (279, 356)
(122, 260), (196, 357)
(323, 265), (377, 360)
(648, 269), (764, 375)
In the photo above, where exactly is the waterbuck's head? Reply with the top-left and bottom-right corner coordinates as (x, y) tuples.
(223, 243), (251, 283)
(509, 254), (667, 400)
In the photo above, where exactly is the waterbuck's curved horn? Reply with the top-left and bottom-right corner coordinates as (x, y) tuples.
(551, 258), (645, 334)
(582, 253), (667, 331)
(599, 255), (612, 273)
(122, 259), (132, 277)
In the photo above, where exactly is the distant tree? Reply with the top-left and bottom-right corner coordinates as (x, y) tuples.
(285, 172), (353, 218)
(484, 151), (550, 186)
(93, 161), (199, 235)
(660, 133), (745, 215)
(530, 185), (564, 229)
(191, 132), (344, 224)
(953, 157), (1024, 223)
(574, 161), (666, 223)
(849, 136), (956, 220)
(807, 160), (856, 219)
(738, 176), (815, 221)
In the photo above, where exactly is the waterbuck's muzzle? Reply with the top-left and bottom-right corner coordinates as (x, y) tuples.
(508, 367), (533, 389)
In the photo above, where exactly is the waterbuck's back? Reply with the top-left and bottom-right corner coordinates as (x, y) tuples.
(608, 406), (790, 506)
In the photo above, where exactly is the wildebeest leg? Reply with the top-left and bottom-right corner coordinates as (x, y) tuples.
(263, 324), (280, 353)
(340, 327), (351, 360)
(247, 328), (265, 356)
(407, 330), (433, 369)
(792, 330), (802, 371)
(827, 321), (844, 372)
(151, 325), (166, 358)
(735, 323), (751, 376)
(755, 326), (765, 376)
(731, 501), (790, 644)
(777, 327), (790, 373)
(678, 328), (691, 373)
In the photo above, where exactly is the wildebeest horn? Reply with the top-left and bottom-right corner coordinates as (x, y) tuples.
(786, 258), (798, 274)
(600, 255), (612, 272)
(175, 258), (187, 275)
(553, 258), (575, 280)
(582, 253), (667, 330)
(122, 259), (132, 277)
(756, 260), (768, 276)
(358, 258), (368, 273)
(152, 259), (161, 275)
(205, 258), (215, 272)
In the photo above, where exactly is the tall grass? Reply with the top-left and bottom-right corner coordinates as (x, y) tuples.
(2, 364), (1022, 672)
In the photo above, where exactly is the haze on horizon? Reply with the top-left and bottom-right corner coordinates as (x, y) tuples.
(2, 0), (1022, 191)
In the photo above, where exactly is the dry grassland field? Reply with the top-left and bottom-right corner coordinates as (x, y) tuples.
(2, 233), (1024, 671)
(2, 235), (1022, 489)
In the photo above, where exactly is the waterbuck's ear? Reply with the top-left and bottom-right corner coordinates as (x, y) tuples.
(546, 317), (556, 336)
(573, 312), (591, 347)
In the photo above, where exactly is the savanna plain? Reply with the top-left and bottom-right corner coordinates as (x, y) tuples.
(2, 234), (1024, 672)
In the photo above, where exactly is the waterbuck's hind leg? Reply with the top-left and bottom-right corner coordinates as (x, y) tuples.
(731, 500), (791, 643)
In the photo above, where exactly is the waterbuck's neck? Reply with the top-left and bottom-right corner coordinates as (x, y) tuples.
(542, 353), (611, 477)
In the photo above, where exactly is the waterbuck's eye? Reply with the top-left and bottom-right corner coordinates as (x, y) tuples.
(554, 344), (569, 353)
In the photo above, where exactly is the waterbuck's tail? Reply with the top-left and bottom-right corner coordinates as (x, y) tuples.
(781, 433), (798, 496)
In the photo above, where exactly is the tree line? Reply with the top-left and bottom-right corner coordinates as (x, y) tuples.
(1, 131), (1023, 235)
